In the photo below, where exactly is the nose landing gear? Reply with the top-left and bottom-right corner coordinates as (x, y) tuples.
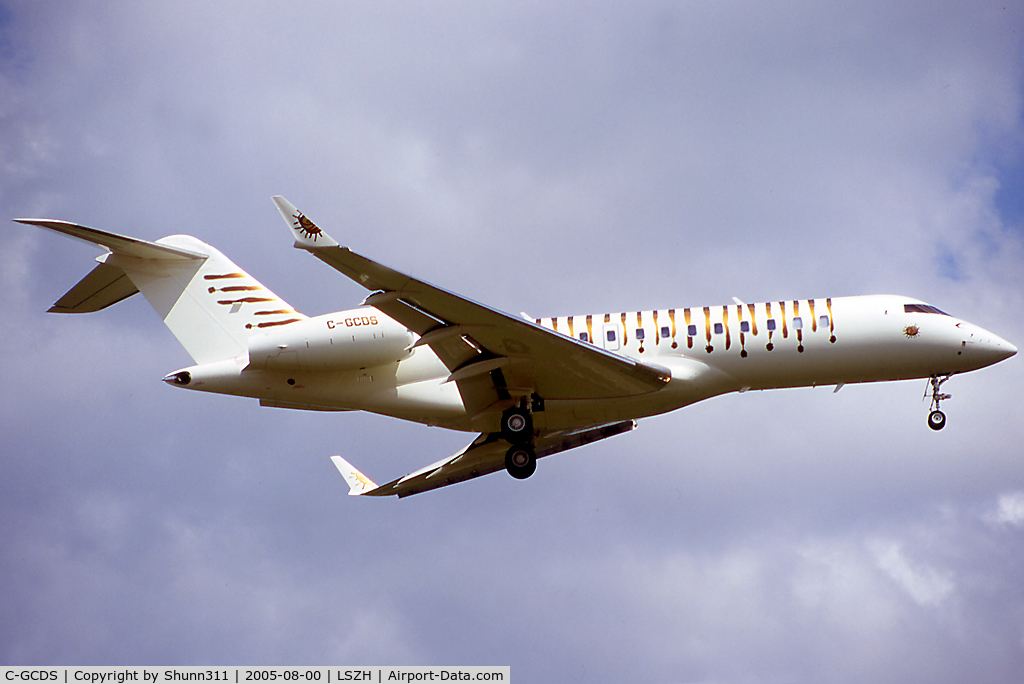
(925, 374), (953, 430)
(927, 408), (947, 431)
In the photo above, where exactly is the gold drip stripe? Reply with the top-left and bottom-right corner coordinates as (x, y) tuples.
(703, 306), (712, 352)
(218, 297), (275, 305)
(722, 306), (731, 350)
(208, 285), (262, 293)
(256, 318), (302, 328)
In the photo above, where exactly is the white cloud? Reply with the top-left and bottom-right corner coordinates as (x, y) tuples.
(986, 492), (1024, 528)
(870, 539), (955, 608)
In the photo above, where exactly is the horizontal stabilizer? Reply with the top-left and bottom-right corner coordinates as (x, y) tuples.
(49, 262), (140, 313)
(14, 219), (205, 261)
(330, 455), (380, 496)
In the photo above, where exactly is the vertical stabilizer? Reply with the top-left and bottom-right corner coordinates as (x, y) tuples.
(124, 235), (307, 364)
(15, 219), (306, 365)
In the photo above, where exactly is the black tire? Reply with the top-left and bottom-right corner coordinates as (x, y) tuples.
(501, 406), (533, 444)
(928, 410), (946, 431)
(505, 445), (537, 480)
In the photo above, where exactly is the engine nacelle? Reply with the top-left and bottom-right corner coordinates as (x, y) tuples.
(247, 308), (414, 371)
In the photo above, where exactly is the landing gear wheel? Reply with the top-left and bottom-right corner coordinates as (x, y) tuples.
(924, 375), (953, 431)
(505, 445), (537, 480)
(501, 406), (533, 445)
(928, 410), (946, 431)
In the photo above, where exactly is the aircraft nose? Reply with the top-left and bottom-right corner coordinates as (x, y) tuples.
(971, 329), (1016, 365)
(996, 337), (1017, 360)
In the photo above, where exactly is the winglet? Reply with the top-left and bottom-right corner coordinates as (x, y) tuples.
(272, 196), (340, 249)
(330, 455), (379, 496)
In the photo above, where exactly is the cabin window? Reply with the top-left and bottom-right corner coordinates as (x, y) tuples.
(661, 326), (671, 338)
(714, 323), (724, 335)
(767, 319), (777, 331)
(793, 317), (803, 330)
(687, 324), (697, 337)
(740, 321), (750, 333)
(579, 332), (589, 342)
(603, 324), (620, 351)
(636, 328), (645, 341)
(819, 315), (829, 329)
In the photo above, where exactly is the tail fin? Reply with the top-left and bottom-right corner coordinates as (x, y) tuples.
(15, 218), (305, 365)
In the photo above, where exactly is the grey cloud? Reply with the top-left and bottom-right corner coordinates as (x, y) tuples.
(2, 1), (1023, 682)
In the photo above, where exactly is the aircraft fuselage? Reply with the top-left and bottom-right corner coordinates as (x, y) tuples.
(166, 294), (1015, 433)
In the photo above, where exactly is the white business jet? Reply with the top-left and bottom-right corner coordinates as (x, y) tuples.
(15, 198), (1016, 497)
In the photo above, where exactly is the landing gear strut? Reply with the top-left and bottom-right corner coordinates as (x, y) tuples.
(925, 374), (952, 431)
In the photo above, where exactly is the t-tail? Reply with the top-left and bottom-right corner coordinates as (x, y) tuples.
(14, 218), (306, 365)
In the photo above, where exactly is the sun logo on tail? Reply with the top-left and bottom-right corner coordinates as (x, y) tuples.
(350, 469), (375, 492)
(291, 211), (324, 242)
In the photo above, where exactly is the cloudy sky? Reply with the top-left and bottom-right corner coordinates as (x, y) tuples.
(3, 1), (1024, 681)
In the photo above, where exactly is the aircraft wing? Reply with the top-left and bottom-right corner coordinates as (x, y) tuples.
(271, 197), (671, 416)
(332, 420), (636, 498)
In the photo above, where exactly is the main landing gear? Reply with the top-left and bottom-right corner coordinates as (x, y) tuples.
(505, 444), (537, 479)
(925, 374), (953, 431)
(501, 405), (537, 479)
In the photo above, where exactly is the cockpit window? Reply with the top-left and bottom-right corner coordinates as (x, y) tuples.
(904, 304), (948, 315)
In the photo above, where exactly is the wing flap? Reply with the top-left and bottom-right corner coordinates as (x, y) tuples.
(362, 290), (444, 336)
